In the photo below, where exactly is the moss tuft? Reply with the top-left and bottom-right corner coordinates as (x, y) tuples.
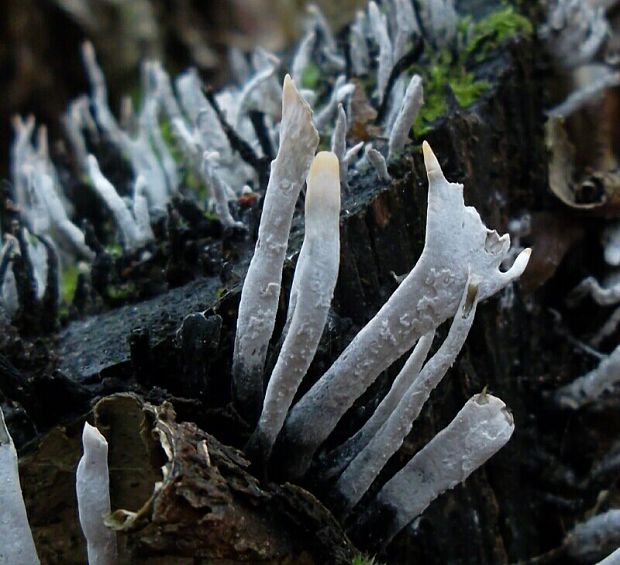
(412, 52), (490, 135)
(464, 6), (533, 62)
(62, 264), (80, 303)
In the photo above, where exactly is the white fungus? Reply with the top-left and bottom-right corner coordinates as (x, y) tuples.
(0, 406), (40, 565)
(279, 142), (530, 479)
(76, 422), (117, 565)
(233, 75), (319, 419)
(255, 151), (341, 459)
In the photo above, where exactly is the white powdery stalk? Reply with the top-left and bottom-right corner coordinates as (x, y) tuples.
(132, 176), (155, 243)
(331, 104), (348, 189)
(564, 510), (620, 564)
(148, 61), (183, 121)
(568, 276), (620, 306)
(598, 547), (620, 565)
(292, 30), (317, 84)
(321, 331), (435, 481)
(344, 141), (365, 165)
(87, 155), (150, 251)
(350, 11), (370, 76)
(387, 74), (424, 161)
(81, 42), (123, 146)
(335, 276), (480, 510)
(554, 342), (620, 409)
(365, 144), (391, 181)
(202, 152), (244, 229)
(548, 69), (620, 118)
(233, 75), (319, 419)
(280, 142), (531, 479)
(603, 221), (620, 267)
(391, 0), (419, 61)
(368, 1), (393, 103)
(32, 172), (94, 260)
(315, 76), (355, 131)
(228, 47), (251, 85)
(235, 66), (277, 126)
(306, 4), (342, 69)
(140, 94), (179, 194)
(62, 98), (90, 174)
(420, 0), (458, 49)
(255, 151), (341, 459)
(76, 422), (117, 565)
(358, 393), (514, 546)
(0, 406), (40, 565)
(541, 0), (609, 70)
(11, 115), (36, 212)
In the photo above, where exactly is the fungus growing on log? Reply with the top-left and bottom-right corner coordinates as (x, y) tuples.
(76, 422), (117, 565)
(279, 142), (530, 479)
(233, 75), (319, 420)
(0, 406), (40, 565)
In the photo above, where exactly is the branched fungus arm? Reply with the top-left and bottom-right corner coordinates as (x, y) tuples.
(333, 276), (480, 511)
(280, 142), (530, 479)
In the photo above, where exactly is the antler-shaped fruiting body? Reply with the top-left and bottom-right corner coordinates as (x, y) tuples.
(0, 406), (40, 565)
(233, 75), (319, 421)
(333, 275), (481, 511)
(76, 422), (117, 565)
(279, 142), (530, 479)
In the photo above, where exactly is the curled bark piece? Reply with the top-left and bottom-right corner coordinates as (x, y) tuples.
(76, 422), (117, 565)
(233, 75), (319, 421)
(352, 393), (515, 550)
(0, 406), (40, 565)
(280, 142), (530, 479)
(254, 151), (341, 462)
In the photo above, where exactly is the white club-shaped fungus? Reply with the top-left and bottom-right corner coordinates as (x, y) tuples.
(354, 393), (515, 548)
(254, 151), (340, 460)
(76, 422), (117, 565)
(233, 75), (319, 420)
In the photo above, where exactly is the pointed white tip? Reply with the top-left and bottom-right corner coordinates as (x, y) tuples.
(508, 247), (532, 280)
(422, 141), (442, 177)
(82, 421), (107, 452)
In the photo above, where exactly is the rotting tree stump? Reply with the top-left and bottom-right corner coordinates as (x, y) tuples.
(4, 10), (618, 565)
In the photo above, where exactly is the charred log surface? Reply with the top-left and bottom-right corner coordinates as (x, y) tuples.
(7, 25), (616, 565)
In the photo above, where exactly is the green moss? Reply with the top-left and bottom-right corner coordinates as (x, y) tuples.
(412, 52), (490, 135)
(464, 6), (533, 62)
(106, 282), (137, 302)
(61, 264), (79, 303)
(104, 243), (123, 259)
(352, 555), (383, 565)
(301, 62), (321, 90)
